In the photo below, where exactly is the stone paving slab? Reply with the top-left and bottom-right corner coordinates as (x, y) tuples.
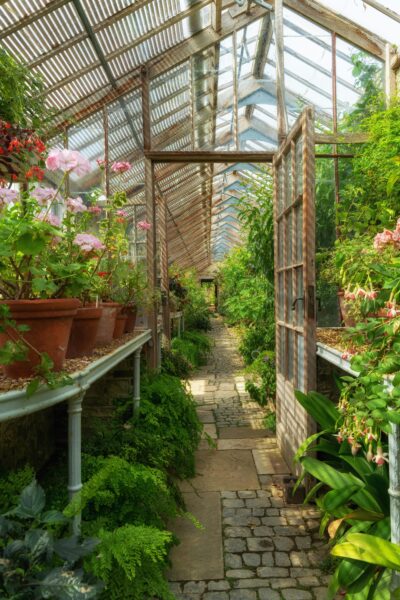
(217, 438), (278, 451)
(180, 449), (260, 492)
(219, 427), (272, 439)
(202, 424), (218, 439)
(197, 410), (216, 424)
(252, 448), (291, 476)
(168, 491), (223, 581)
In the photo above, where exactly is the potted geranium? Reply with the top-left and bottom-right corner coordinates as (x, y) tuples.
(0, 147), (106, 378)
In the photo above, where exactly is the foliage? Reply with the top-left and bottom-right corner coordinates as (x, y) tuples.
(295, 390), (393, 598)
(0, 479), (103, 599)
(170, 331), (211, 370)
(86, 525), (174, 600)
(0, 49), (53, 131)
(176, 269), (210, 331)
(161, 346), (192, 378)
(65, 456), (179, 533)
(0, 465), (35, 513)
(133, 373), (203, 479)
(244, 351), (276, 407)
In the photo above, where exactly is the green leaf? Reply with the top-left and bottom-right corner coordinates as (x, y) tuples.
(387, 411), (400, 425)
(54, 535), (100, 562)
(323, 485), (362, 512)
(26, 379), (40, 397)
(337, 557), (370, 589)
(15, 232), (47, 255)
(14, 479), (45, 518)
(332, 533), (400, 570)
(295, 390), (340, 429)
(294, 429), (329, 463)
(301, 456), (364, 490)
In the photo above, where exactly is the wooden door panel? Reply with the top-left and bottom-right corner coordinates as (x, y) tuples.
(273, 107), (316, 472)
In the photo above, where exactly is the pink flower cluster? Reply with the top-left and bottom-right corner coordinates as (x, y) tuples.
(111, 161), (131, 174)
(31, 187), (58, 205)
(37, 212), (61, 227)
(73, 233), (104, 253)
(46, 149), (91, 177)
(137, 220), (151, 231)
(89, 205), (102, 215)
(344, 288), (378, 301)
(66, 197), (87, 213)
(374, 218), (400, 251)
(335, 427), (388, 466)
(0, 188), (18, 207)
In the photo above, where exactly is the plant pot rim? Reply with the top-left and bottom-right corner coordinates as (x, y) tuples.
(0, 298), (80, 306)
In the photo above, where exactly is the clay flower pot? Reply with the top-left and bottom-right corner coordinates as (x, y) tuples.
(67, 306), (102, 358)
(113, 313), (128, 339)
(0, 298), (80, 379)
(123, 306), (137, 334)
(94, 302), (120, 347)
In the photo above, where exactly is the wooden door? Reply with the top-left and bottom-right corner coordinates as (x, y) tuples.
(273, 106), (316, 471)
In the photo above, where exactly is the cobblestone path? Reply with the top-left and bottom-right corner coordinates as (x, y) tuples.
(169, 316), (329, 600)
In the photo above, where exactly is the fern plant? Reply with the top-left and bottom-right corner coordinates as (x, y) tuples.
(86, 525), (175, 600)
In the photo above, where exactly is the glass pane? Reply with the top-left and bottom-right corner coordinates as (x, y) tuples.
(286, 212), (293, 265)
(296, 267), (304, 327)
(285, 151), (292, 207)
(278, 273), (284, 321)
(296, 204), (303, 261)
(288, 329), (294, 382)
(278, 219), (284, 268)
(278, 165), (284, 214)
(286, 270), (293, 323)
(297, 334), (305, 391)
(279, 326), (286, 375)
(295, 138), (303, 196)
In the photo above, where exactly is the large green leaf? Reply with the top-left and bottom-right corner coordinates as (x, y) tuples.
(323, 485), (362, 512)
(332, 534), (400, 570)
(14, 479), (45, 518)
(337, 557), (371, 589)
(301, 456), (364, 489)
(15, 232), (47, 255)
(295, 390), (340, 429)
(294, 429), (329, 463)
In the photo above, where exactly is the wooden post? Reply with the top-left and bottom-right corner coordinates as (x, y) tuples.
(158, 191), (171, 346)
(141, 66), (158, 369)
(274, 0), (288, 143)
(102, 105), (110, 197)
(232, 30), (239, 151)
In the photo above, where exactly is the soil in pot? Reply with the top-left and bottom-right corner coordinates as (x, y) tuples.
(123, 306), (137, 334)
(113, 313), (128, 339)
(95, 302), (120, 347)
(0, 298), (80, 379)
(67, 306), (102, 358)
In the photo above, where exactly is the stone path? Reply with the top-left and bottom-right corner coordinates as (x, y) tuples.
(168, 317), (329, 600)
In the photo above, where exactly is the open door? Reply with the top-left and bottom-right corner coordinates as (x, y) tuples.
(273, 106), (316, 472)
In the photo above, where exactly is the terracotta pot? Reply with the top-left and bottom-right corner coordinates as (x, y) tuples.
(337, 291), (356, 327)
(113, 313), (128, 339)
(94, 302), (120, 347)
(67, 306), (102, 358)
(0, 298), (80, 379)
(123, 306), (137, 334)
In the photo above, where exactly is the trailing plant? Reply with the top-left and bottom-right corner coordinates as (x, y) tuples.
(0, 479), (103, 599)
(171, 330), (211, 370)
(244, 350), (276, 407)
(85, 524), (174, 600)
(161, 346), (192, 378)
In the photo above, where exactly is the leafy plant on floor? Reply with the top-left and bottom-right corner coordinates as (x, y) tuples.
(0, 465), (35, 513)
(0, 479), (103, 599)
(170, 331), (211, 370)
(170, 266), (210, 331)
(295, 390), (392, 599)
(86, 525), (175, 600)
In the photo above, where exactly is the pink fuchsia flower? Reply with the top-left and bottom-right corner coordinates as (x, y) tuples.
(73, 233), (105, 252)
(351, 443), (362, 456)
(356, 288), (367, 298)
(341, 351), (353, 361)
(374, 229), (393, 251)
(372, 446), (389, 467)
(386, 301), (396, 309)
(116, 210), (128, 218)
(367, 430), (377, 442)
(0, 188), (18, 206)
(387, 308), (399, 318)
(344, 291), (356, 301)
(31, 187), (57, 205)
(366, 444), (374, 462)
(66, 196), (87, 213)
(37, 211), (61, 227)
(111, 161), (131, 174)
(366, 290), (378, 300)
(137, 220), (151, 230)
(334, 433), (344, 444)
(89, 205), (102, 215)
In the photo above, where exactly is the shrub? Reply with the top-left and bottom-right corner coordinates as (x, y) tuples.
(0, 464), (35, 513)
(171, 330), (211, 370)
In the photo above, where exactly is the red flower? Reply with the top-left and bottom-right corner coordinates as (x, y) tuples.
(97, 271), (109, 278)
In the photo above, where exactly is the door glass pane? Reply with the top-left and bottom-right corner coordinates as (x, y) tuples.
(297, 334), (305, 391)
(287, 212), (293, 266)
(288, 329), (294, 382)
(285, 151), (292, 207)
(278, 273), (284, 321)
(296, 267), (304, 327)
(278, 165), (284, 214)
(279, 326), (286, 375)
(286, 270), (293, 323)
(295, 138), (303, 196)
(296, 204), (303, 261)
(278, 219), (284, 268)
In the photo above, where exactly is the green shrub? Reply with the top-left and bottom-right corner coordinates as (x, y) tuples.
(87, 525), (174, 600)
(65, 456), (178, 533)
(171, 330), (211, 370)
(0, 464), (35, 513)
(134, 373), (202, 478)
(161, 346), (192, 378)
(244, 351), (276, 407)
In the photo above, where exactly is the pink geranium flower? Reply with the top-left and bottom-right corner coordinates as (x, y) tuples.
(45, 148), (92, 176)
(0, 188), (18, 207)
(89, 205), (102, 215)
(111, 161), (131, 174)
(137, 220), (151, 230)
(117, 210), (128, 218)
(31, 187), (57, 205)
(66, 197), (87, 213)
(73, 152), (92, 177)
(73, 233), (105, 252)
(37, 211), (61, 227)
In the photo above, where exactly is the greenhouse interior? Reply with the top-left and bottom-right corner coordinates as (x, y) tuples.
(1, 0), (400, 598)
